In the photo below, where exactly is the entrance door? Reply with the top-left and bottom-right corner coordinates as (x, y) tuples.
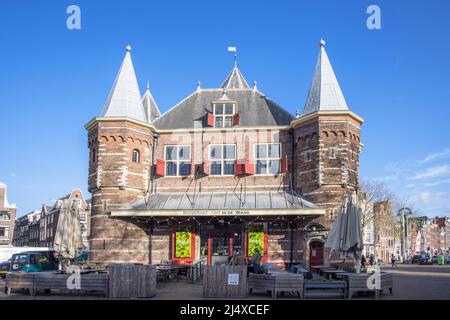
(309, 241), (324, 267)
(200, 225), (243, 265)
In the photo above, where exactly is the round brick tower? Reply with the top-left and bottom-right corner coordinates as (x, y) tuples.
(86, 46), (156, 265)
(292, 40), (364, 229)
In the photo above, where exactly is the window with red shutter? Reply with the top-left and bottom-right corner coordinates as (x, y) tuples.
(232, 112), (240, 126)
(156, 159), (165, 176)
(235, 160), (244, 176)
(203, 160), (210, 175)
(207, 113), (214, 127)
(244, 160), (255, 175)
(281, 155), (288, 173)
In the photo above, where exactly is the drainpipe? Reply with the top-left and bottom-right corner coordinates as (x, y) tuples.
(150, 132), (160, 194)
(288, 128), (295, 193)
(289, 219), (294, 266)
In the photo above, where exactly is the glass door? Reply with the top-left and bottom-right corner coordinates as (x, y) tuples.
(211, 232), (230, 265)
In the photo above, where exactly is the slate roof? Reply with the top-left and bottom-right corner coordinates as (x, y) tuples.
(221, 66), (250, 89)
(123, 191), (318, 210)
(142, 82), (161, 123)
(155, 88), (293, 130)
(303, 40), (349, 115)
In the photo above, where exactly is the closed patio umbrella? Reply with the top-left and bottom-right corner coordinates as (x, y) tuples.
(326, 192), (364, 272)
(54, 199), (85, 260)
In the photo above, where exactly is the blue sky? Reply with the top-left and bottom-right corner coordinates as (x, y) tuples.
(0, 0), (449, 217)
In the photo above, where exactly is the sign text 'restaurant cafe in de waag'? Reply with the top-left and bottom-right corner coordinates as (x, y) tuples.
(85, 41), (364, 267)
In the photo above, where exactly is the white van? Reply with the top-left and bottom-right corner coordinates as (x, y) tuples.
(0, 246), (51, 263)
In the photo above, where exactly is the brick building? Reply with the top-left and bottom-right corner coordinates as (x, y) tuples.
(407, 216), (450, 255)
(86, 41), (364, 267)
(13, 210), (40, 246)
(13, 189), (91, 249)
(373, 201), (394, 262)
(0, 182), (16, 246)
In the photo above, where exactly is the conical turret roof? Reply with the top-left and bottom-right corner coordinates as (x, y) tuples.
(101, 46), (147, 122)
(303, 40), (349, 114)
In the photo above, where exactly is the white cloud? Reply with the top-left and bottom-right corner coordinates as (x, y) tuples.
(412, 165), (449, 180)
(421, 148), (450, 163)
(424, 178), (450, 187)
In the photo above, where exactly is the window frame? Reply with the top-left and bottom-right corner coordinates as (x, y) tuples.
(212, 102), (237, 128)
(254, 143), (282, 176)
(132, 149), (140, 163)
(329, 147), (337, 159)
(164, 145), (192, 177)
(304, 150), (312, 162)
(208, 144), (237, 176)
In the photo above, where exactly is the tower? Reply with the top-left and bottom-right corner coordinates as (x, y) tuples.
(85, 46), (156, 264)
(292, 40), (364, 228)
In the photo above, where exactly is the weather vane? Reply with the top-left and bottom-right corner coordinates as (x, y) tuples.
(227, 46), (237, 66)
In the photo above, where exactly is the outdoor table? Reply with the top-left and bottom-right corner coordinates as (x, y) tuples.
(321, 269), (346, 280)
(310, 265), (328, 273)
(317, 267), (337, 277)
(248, 272), (304, 299)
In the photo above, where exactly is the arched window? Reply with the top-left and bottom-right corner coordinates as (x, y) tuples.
(132, 149), (140, 163)
(91, 148), (96, 164)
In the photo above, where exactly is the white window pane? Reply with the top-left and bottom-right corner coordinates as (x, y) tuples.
(166, 146), (176, 160)
(224, 116), (233, 127)
(223, 145), (235, 159)
(224, 161), (235, 175)
(268, 144), (280, 158)
(215, 117), (223, 128)
(179, 146), (191, 160)
(166, 162), (177, 176)
(268, 160), (280, 175)
(211, 162), (222, 175)
(225, 104), (234, 115)
(210, 145), (222, 160)
(214, 104), (224, 115)
(179, 162), (191, 176)
(256, 144), (267, 159)
(256, 160), (267, 174)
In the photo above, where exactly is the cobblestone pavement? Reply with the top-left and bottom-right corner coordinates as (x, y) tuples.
(1, 264), (449, 300)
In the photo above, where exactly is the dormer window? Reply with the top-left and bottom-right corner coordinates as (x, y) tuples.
(214, 103), (235, 128)
(207, 101), (240, 128)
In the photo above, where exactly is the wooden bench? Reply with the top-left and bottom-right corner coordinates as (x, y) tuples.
(340, 272), (393, 299)
(5, 272), (109, 297)
(248, 273), (304, 299)
(303, 280), (347, 299)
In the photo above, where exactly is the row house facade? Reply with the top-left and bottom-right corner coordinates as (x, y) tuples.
(408, 216), (450, 255)
(13, 210), (40, 246)
(86, 41), (364, 267)
(373, 200), (395, 262)
(0, 182), (16, 246)
(13, 189), (91, 249)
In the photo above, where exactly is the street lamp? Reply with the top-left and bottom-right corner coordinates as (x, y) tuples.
(397, 207), (412, 262)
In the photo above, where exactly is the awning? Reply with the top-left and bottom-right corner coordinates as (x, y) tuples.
(110, 207), (325, 217)
(110, 190), (325, 217)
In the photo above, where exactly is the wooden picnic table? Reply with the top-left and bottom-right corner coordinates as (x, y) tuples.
(249, 272), (304, 299)
(321, 269), (347, 280)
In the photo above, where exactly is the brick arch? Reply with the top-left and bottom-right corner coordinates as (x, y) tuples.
(143, 140), (150, 148)
(117, 135), (126, 142)
(100, 135), (108, 142)
(127, 136), (135, 143)
(331, 131), (338, 137)
(109, 135), (117, 142)
(135, 138), (142, 145)
(339, 131), (346, 137)
(321, 131), (329, 138)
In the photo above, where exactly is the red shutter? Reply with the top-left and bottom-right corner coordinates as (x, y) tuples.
(281, 155), (288, 173)
(156, 159), (165, 176)
(235, 160), (244, 176)
(232, 112), (240, 126)
(207, 113), (215, 127)
(203, 160), (210, 176)
(244, 160), (255, 175)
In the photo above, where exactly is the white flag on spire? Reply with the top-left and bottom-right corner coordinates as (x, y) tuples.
(227, 46), (237, 52)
